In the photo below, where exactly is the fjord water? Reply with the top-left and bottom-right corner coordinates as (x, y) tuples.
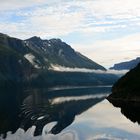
(1, 86), (140, 140)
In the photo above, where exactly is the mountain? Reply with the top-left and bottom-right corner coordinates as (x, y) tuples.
(0, 33), (122, 89)
(0, 32), (122, 88)
(0, 33), (112, 88)
(110, 57), (140, 70)
(0, 33), (106, 71)
(107, 63), (140, 106)
(25, 36), (106, 70)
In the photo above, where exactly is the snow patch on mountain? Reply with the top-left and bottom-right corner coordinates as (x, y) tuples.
(48, 43), (51, 47)
(24, 53), (40, 69)
(58, 49), (63, 56)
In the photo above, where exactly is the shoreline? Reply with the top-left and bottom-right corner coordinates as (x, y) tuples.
(107, 96), (140, 108)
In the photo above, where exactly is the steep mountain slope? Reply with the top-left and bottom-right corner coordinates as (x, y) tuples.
(25, 36), (106, 70)
(108, 63), (140, 105)
(0, 33), (106, 70)
(0, 34), (34, 87)
(110, 57), (140, 70)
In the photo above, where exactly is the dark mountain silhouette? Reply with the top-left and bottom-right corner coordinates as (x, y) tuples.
(108, 63), (140, 106)
(0, 88), (108, 137)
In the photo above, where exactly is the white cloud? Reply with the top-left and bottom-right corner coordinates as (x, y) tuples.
(72, 33), (140, 67)
(49, 64), (128, 76)
(0, 0), (59, 11)
(78, 0), (140, 19)
(28, 11), (85, 37)
(1, 0), (140, 38)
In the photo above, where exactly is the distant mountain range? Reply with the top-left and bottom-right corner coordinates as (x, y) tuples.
(110, 57), (140, 70)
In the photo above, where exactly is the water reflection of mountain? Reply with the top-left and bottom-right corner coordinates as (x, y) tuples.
(0, 87), (23, 136)
(108, 99), (140, 125)
(0, 86), (110, 137)
(20, 88), (108, 136)
(47, 86), (111, 98)
(120, 105), (140, 124)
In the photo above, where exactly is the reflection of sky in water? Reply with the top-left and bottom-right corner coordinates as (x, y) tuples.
(72, 100), (140, 139)
(3, 100), (140, 140)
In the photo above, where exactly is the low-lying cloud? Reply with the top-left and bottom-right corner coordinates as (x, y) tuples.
(49, 64), (128, 76)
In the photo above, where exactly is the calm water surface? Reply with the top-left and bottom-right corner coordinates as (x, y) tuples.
(1, 86), (140, 140)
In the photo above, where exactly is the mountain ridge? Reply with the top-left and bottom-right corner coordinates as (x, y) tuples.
(25, 35), (106, 70)
(0, 32), (117, 89)
(110, 57), (140, 70)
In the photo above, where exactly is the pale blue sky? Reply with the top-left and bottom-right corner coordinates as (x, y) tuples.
(0, 0), (140, 68)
